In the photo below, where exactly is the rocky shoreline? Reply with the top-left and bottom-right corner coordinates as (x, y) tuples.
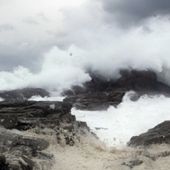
(0, 70), (170, 169)
(64, 70), (170, 110)
(0, 99), (90, 169)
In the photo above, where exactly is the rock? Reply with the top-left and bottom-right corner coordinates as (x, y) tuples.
(0, 101), (72, 130)
(0, 155), (8, 170)
(0, 115), (18, 129)
(0, 88), (49, 102)
(1, 70), (170, 169)
(122, 159), (143, 169)
(128, 121), (170, 146)
(11, 137), (49, 151)
(64, 70), (170, 110)
(0, 97), (90, 169)
(0, 127), (51, 170)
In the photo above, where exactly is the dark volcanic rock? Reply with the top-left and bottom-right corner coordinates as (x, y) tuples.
(122, 159), (143, 169)
(0, 127), (51, 170)
(117, 70), (170, 93)
(0, 155), (8, 170)
(0, 100), (74, 131)
(64, 70), (170, 110)
(0, 88), (49, 102)
(128, 121), (170, 146)
(1, 70), (170, 169)
(0, 99), (89, 169)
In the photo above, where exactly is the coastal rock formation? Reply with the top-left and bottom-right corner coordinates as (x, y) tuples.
(0, 128), (52, 170)
(64, 70), (170, 110)
(0, 88), (49, 102)
(0, 100), (72, 130)
(0, 70), (170, 169)
(129, 121), (170, 146)
(0, 100), (89, 169)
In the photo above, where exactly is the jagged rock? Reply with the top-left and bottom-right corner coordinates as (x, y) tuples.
(1, 70), (170, 169)
(0, 155), (8, 170)
(128, 121), (170, 146)
(122, 159), (143, 169)
(0, 101), (72, 130)
(0, 127), (51, 170)
(0, 98), (90, 169)
(0, 88), (49, 102)
(64, 70), (170, 110)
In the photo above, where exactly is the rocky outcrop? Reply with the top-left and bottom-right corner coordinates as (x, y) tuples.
(0, 70), (170, 169)
(64, 70), (170, 110)
(0, 100), (89, 169)
(0, 128), (52, 170)
(129, 121), (170, 146)
(0, 100), (72, 130)
(0, 88), (49, 102)
(122, 159), (143, 169)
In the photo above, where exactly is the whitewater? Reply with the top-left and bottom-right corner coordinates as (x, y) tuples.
(72, 92), (170, 147)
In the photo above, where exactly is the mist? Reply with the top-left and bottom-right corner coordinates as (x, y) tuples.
(72, 92), (170, 147)
(1, 0), (170, 92)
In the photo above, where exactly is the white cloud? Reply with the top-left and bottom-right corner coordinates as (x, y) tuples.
(1, 0), (170, 92)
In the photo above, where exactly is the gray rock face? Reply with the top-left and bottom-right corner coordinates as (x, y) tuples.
(122, 159), (143, 169)
(0, 128), (51, 170)
(64, 70), (170, 110)
(0, 88), (49, 102)
(129, 121), (170, 146)
(0, 100), (89, 170)
(1, 70), (170, 169)
(0, 101), (72, 130)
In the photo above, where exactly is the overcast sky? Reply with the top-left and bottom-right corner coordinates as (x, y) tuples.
(102, 0), (170, 26)
(1, 0), (170, 71)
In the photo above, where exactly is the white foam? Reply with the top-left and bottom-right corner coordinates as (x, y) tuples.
(29, 95), (65, 102)
(72, 92), (170, 147)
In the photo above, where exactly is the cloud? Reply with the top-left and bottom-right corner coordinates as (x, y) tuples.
(101, 0), (170, 26)
(2, 16), (170, 92)
(1, 0), (170, 92)
(0, 0), (65, 71)
(0, 0), (95, 71)
(0, 44), (44, 71)
(0, 24), (14, 32)
(1, 0), (170, 72)
(22, 18), (40, 25)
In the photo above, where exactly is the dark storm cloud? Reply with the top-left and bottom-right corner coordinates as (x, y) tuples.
(0, 42), (55, 71)
(0, 46), (42, 71)
(1, 0), (170, 72)
(0, 54), (38, 71)
(101, 0), (170, 25)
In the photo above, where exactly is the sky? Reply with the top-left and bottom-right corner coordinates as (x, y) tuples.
(1, 0), (170, 91)
(0, 0), (86, 70)
(1, 0), (170, 71)
(102, 0), (170, 26)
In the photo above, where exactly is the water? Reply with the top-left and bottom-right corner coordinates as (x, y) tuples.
(72, 92), (170, 147)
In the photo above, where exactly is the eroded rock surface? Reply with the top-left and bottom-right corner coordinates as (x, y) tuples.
(0, 100), (89, 169)
(0, 70), (170, 169)
(129, 121), (170, 146)
(0, 88), (49, 102)
(0, 128), (51, 170)
(64, 70), (170, 110)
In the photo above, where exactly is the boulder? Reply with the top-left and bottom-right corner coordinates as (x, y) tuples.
(0, 88), (49, 102)
(129, 121), (170, 146)
(0, 127), (51, 170)
(64, 70), (170, 110)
